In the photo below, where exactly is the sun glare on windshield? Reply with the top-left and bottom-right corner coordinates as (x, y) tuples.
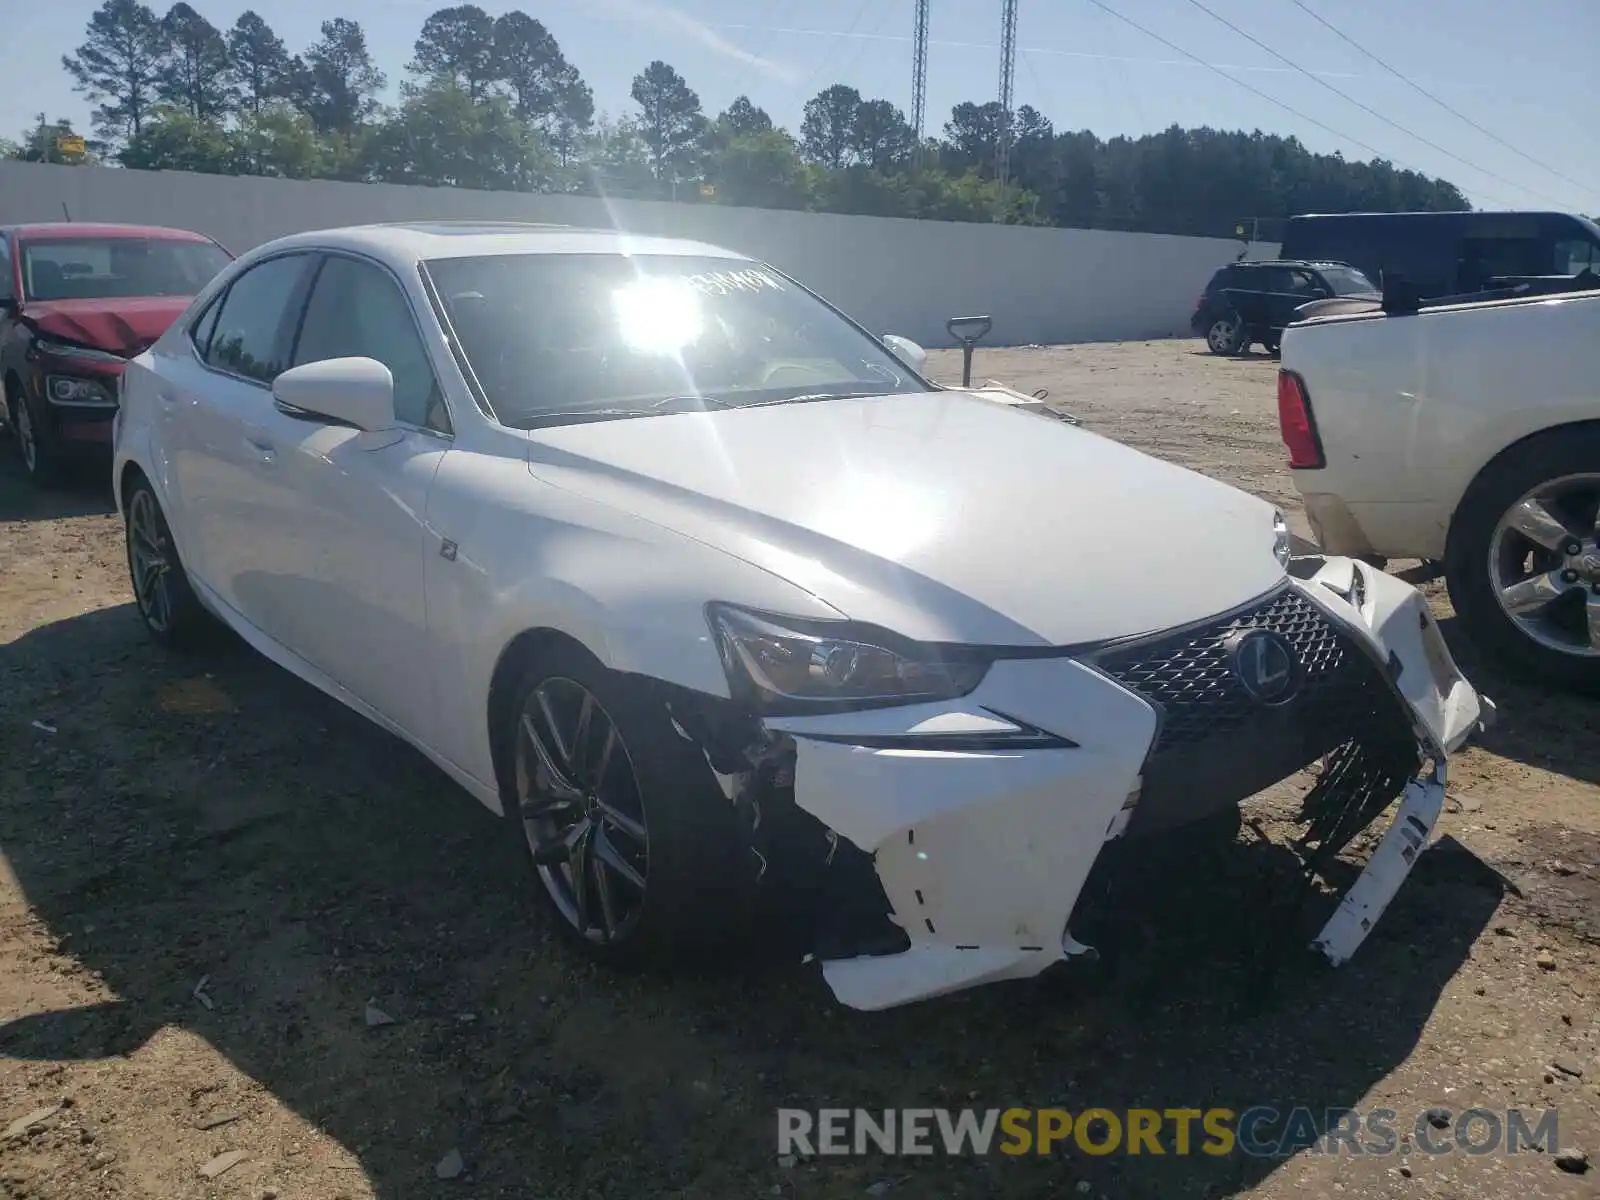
(612, 277), (704, 356)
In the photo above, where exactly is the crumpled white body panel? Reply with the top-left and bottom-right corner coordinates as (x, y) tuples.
(777, 558), (1485, 1011)
(773, 656), (1155, 1011)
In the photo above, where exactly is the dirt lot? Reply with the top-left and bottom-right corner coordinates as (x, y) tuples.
(1, 339), (1597, 1200)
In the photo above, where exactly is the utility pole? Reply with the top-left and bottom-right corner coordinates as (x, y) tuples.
(911, 0), (929, 167)
(36, 112), (51, 164)
(995, 0), (1019, 194)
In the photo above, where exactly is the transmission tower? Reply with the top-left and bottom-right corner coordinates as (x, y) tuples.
(911, 0), (930, 165)
(995, 0), (1019, 190)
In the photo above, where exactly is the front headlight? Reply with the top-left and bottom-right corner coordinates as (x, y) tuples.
(47, 375), (117, 406)
(33, 335), (128, 366)
(1273, 509), (1293, 569)
(707, 604), (990, 714)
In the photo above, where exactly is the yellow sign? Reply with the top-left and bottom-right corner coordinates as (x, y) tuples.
(699, 183), (716, 198)
(57, 135), (86, 155)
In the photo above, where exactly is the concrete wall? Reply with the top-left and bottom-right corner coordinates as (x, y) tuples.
(0, 161), (1262, 347)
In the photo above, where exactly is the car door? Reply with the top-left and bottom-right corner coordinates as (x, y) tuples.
(0, 233), (25, 403)
(1228, 267), (1275, 331)
(159, 252), (318, 624)
(1276, 268), (1326, 329)
(249, 251), (452, 741)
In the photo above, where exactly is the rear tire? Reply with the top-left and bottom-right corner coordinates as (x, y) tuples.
(502, 641), (758, 967)
(1445, 427), (1600, 693)
(124, 476), (207, 647)
(1206, 313), (1246, 356)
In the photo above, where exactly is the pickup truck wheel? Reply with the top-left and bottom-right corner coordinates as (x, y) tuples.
(1206, 314), (1246, 356)
(1446, 429), (1600, 693)
(504, 643), (757, 967)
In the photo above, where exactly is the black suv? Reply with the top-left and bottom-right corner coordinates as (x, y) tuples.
(1191, 259), (1378, 356)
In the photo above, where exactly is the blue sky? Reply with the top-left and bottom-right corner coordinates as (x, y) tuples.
(4, 0), (1596, 212)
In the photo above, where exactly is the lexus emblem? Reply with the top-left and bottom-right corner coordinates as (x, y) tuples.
(1226, 629), (1300, 705)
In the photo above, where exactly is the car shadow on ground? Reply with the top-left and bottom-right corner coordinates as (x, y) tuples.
(0, 455), (117, 523)
(0, 604), (1505, 1198)
(1430, 612), (1600, 788)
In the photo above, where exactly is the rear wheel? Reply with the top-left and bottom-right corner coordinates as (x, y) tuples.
(1445, 427), (1600, 693)
(1206, 313), (1246, 356)
(504, 642), (757, 965)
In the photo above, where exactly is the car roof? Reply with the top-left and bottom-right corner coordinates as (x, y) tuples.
(258, 221), (751, 265)
(6, 222), (216, 242)
(1228, 259), (1358, 270)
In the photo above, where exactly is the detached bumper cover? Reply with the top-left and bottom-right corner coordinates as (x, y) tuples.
(773, 557), (1484, 1011)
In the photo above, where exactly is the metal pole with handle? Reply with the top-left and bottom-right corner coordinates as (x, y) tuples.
(946, 315), (993, 387)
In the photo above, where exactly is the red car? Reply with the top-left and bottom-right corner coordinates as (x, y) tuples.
(1, 222), (233, 485)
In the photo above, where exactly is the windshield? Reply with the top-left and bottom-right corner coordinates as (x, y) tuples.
(424, 253), (928, 427)
(1318, 265), (1378, 295)
(21, 237), (232, 301)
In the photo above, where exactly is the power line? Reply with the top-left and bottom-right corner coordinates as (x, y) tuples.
(1176, 0), (1572, 208)
(1285, 0), (1598, 201)
(790, 0), (879, 99)
(1075, 0), (1518, 209)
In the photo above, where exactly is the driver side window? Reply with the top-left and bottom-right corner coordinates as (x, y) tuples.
(293, 255), (449, 434)
(1555, 239), (1599, 275)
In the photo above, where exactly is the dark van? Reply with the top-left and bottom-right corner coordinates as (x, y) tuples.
(1280, 211), (1600, 300)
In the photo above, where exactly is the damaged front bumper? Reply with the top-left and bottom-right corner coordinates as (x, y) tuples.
(760, 556), (1488, 1011)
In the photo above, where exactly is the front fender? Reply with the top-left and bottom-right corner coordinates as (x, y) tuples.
(424, 446), (841, 793)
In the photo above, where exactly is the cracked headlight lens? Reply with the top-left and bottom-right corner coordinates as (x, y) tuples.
(707, 604), (989, 714)
(1273, 509), (1293, 569)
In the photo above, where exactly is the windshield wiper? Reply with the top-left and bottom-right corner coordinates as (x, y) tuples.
(737, 389), (883, 409)
(513, 392), (738, 428)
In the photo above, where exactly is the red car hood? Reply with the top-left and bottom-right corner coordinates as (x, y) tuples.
(23, 296), (193, 357)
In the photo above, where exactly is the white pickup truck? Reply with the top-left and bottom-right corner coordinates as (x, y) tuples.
(1279, 287), (1600, 692)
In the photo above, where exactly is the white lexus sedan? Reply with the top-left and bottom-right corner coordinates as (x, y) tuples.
(114, 221), (1488, 1010)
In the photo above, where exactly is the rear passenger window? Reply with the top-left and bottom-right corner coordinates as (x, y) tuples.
(205, 254), (310, 383)
(190, 294), (222, 356)
(293, 255), (448, 432)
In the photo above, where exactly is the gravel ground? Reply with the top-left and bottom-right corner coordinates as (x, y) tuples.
(0, 338), (1597, 1199)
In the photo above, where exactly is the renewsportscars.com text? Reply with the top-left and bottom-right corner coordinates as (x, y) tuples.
(776, 1107), (1558, 1158)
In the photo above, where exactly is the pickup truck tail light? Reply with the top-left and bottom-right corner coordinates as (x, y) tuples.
(1277, 369), (1325, 469)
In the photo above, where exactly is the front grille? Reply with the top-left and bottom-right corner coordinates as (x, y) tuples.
(1095, 587), (1367, 753)
(1091, 585), (1419, 838)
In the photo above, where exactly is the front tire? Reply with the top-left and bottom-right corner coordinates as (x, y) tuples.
(1206, 313), (1246, 356)
(1445, 427), (1600, 693)
(124, 477), (206, 647)
(503, 642), (757, 966)
(7, 383), (62, 488)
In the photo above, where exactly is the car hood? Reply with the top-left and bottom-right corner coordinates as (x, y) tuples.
(524, 391), (1286, 647)
(22, 296), (193, 356)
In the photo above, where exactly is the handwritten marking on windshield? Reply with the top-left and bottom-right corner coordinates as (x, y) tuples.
(684, 268), (786, 297)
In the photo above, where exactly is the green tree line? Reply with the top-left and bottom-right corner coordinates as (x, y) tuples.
(8, 0), (1472, 233)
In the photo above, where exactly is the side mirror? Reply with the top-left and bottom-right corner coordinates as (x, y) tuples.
(881, 334), (927, 375)
(1380, 274), (1420, 317)
(0, 297), (17, 316)
(272, 357), (395, 431)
